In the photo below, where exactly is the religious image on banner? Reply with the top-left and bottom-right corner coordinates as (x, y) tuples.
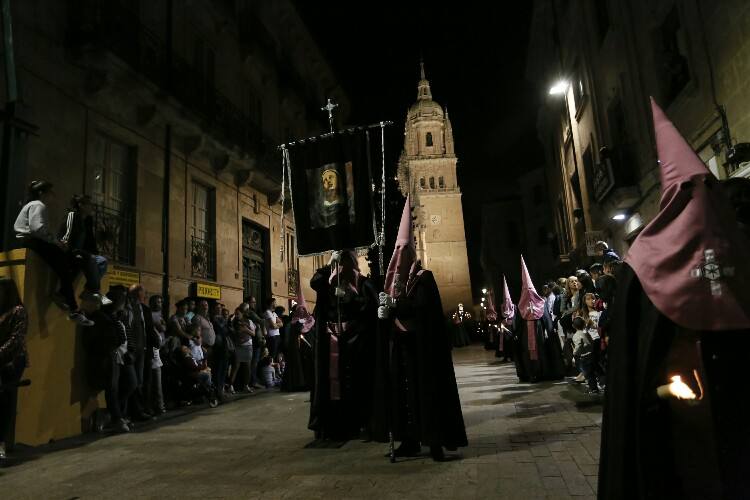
(306, 161), (356, 229)
(287, 130), (375, 256)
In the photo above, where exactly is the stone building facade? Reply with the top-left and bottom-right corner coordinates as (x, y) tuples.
(527, 0), (750, 268)
(0, 0), (348, 310)
(397, 63), (472, 312)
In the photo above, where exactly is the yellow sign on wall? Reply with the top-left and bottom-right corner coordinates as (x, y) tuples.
(196, 282), (221, 300)
(109, 268), (140, 287)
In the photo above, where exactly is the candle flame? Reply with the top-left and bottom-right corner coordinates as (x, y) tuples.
(668, 375), (697, 400)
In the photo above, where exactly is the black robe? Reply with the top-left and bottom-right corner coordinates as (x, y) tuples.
(308, 266), (379, 441)
(513, 310), (564, 383)
(281, 321), (308, 392)
(599, 264), (750, 500)
(372, 271), (468, 450)
(495, 322), (516, 361)
(452, 315), (472, 348)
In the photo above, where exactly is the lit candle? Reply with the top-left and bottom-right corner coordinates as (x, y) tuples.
(656, 375), (697, 400)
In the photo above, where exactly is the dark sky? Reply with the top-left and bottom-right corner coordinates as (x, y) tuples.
(294, 1), (544, 297)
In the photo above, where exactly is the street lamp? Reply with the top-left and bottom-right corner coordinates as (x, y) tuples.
(481, 288), (487, 295)
(612, 212), (627, 221)
(548, 80), (569, 95)
(481, 297), (485, 302)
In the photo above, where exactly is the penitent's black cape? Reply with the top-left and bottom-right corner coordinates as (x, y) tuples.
(513, 309), (564, 383)
(598, 264), (750, 500)
(281, 321), (308, 392)
(307, 266), (379, 441)
(372, 270), (468, 449)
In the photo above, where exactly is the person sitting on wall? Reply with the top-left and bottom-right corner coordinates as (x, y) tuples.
(13, 180), (93, 326)
(594, 241), (620, 264)
(59, 194), (111, 307)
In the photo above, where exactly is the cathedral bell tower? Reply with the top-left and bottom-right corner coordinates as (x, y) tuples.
(396, 61), (472, 313)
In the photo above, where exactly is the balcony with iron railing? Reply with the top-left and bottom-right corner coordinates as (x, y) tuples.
(67, 0), (275, 171)
(287, 267), (299, 296)
(191, 235), (216, 281)
(92, 204), (134, 265)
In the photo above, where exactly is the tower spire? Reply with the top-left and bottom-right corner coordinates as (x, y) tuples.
(417, 59), (432, 101)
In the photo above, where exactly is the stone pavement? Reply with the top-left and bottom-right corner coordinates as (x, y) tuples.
(0, 345), (602, 499)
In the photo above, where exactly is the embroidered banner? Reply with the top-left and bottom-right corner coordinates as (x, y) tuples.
(287, 131), (375, 256)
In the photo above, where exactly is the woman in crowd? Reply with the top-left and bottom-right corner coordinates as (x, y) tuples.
(558, 276), (580, 375)
(230, 304), (254, 393)
(148, 295), (166, 415)
(0, 279), (28, 462)
(210, 302), (231, 402)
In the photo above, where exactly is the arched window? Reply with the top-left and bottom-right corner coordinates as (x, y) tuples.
(429, 177), (435, 189)
(438, 176), (445, 188)
(419, 177), (426, 189)
(426, 132), (433, 147)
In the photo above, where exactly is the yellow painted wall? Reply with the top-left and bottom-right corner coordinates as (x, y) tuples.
(0, 249), (105, 446)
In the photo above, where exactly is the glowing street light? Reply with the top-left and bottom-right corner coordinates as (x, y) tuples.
(548, 80), (570, 96)
(612, 213), (627, 221)
(481, 288), (487, 294)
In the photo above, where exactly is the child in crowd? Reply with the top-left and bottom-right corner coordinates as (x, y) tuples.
(260, 348), (280, 388)
(579, 292), (604, 385)
(188, 324), (206, 368)
(571, 316), (599, 395)
(180, 345), (211, 385)
(276, 352), (286, 380)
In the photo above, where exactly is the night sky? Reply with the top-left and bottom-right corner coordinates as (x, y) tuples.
(294, 1), (545, 297)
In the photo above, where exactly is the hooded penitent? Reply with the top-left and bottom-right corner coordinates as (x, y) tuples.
(626, 99), (750, 331)
(486, 288), (497, 322)
(501, 275), (515, 326)
(519, 256), (546, 360)
(384, 195), (418, 299)
(292, 280), (315, 334)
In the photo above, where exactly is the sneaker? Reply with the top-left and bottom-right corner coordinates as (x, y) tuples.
(228, 385), (236, 395)
(81, 290), (112, 306)
(114, 418), (131, 433)
(69, 311), (94, 326)
(209, 398), (219, 408)
(574, 373), (586, 383)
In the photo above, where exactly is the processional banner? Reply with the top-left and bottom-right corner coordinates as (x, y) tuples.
(287, 130), (375, 256)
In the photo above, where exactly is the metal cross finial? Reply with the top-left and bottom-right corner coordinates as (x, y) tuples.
(321, 98), (339, 133)
(690, 249), (735, 296)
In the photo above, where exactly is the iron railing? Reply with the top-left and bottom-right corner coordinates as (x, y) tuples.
(191, 234), (216, 280)
(92, 204), (134, 265)
(287, 267), (299, 296)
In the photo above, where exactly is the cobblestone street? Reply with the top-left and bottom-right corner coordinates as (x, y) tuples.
(0, 345), (602, 499)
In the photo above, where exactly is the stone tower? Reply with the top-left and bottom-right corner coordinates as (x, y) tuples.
(397, 62), (473, 313)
